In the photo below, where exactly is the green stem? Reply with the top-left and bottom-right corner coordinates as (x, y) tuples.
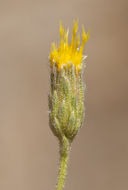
(56, 137), (70, 190)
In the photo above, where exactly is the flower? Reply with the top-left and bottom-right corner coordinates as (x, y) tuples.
(49, 20), (89, 143)
(49, 20), (89, 72)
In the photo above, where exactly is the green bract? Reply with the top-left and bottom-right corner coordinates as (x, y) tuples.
(49, 64), (85, 146)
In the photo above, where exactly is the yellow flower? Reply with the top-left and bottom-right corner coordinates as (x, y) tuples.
(49, 20), (89, 72)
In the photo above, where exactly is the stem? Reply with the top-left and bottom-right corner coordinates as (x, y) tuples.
(56, 137), (70, 190)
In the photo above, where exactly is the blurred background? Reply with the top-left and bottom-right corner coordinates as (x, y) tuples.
(0, 0), (128, 190)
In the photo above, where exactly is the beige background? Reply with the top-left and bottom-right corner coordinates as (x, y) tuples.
(0, 0), (128, 190)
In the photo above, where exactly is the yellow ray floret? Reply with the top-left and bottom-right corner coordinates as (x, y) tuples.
(49, 20), (89, 71)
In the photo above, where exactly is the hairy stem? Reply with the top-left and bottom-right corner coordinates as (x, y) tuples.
(56, 138), (70, 190)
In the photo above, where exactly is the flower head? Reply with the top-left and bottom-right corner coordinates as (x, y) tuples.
(49, 20), (89, 72)
(49, 20), (89, 144)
